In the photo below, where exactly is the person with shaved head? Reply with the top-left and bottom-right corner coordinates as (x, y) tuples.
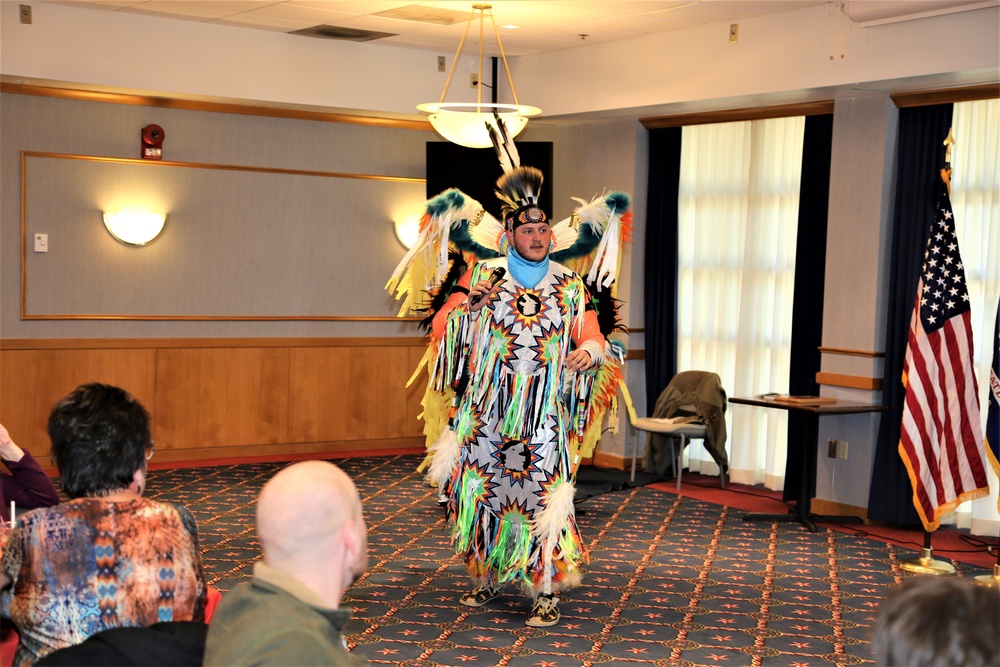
(204, 461), (369, 667)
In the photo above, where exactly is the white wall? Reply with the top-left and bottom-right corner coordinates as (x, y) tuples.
(2, 2), (996, 120)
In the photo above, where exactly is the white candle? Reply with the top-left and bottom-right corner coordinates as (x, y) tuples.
(9, 500), (14, 527)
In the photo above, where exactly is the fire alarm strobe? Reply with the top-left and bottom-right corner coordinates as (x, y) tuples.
(141, 124), (165, 160)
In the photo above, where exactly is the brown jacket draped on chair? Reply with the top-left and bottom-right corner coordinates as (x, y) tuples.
(643, 371), (728, 477)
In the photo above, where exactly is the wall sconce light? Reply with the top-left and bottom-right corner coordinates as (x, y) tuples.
(394, 218), (421, 250)
(103, 211), (166, 245)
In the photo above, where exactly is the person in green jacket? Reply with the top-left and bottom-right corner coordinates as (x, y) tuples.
(204, 461), (369, 667)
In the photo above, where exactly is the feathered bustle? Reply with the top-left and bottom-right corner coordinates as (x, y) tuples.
(385, 188), (487, 316)
(427, 189), (468, 217)
(451, 218), (502, 259)
(606, 191), (631, 214)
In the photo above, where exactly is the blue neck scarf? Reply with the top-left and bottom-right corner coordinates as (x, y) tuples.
(507, 244), (549, 289)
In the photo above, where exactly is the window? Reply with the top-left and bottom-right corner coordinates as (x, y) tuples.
(677, 116), (805, 488)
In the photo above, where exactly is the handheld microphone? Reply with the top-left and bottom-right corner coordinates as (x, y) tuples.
(471, 267), (506, 306)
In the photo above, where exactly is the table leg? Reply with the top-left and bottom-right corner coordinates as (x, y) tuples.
(742, 412), (819, 532)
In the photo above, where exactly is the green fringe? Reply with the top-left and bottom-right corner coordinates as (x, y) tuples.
(452, 468), (483, 554)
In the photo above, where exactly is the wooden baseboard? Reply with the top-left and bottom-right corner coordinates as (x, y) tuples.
(815, 371), (883, 391)
(811, 498), (868, 523)
(590, 450), (630, 471)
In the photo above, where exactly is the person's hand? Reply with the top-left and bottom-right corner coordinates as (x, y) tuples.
(468, 278), (500, 313)
(565, 348), (594, 373)
(0, 423), (24, 463)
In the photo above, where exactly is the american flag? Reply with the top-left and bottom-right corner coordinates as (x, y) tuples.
(899, 177), (988, 532)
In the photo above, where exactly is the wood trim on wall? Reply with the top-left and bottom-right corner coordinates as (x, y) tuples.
(892, 84), (1000, 108)
(0, 337), (426, 350)
(815, 371), (883, 391)
(640, 101), (835, 129)
(0, 337), (429, 464)
(0, 81), (433, 131)
(811, 498), (867, 522)
(818, 346), (885, 358)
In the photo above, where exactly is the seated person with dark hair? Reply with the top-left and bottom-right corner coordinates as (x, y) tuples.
(0, 383), (207, 667)
(873, 575), (1000, 667)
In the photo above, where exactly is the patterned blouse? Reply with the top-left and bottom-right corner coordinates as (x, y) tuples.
(1, 497), (207, 667)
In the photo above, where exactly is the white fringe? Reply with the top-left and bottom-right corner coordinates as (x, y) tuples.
(531, 478), (576, 544)
(586, 209), (622, 288)
(425, 428), (461, 490)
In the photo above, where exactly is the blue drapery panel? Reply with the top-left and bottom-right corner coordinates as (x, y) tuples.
(784, 114), (834, 502)
(869, 103), (955, 525)
(643, 127), (682, 412)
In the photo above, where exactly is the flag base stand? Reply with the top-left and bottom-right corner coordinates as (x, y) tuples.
(973, 564), (1000, 588)
(900, 547), (956, 575)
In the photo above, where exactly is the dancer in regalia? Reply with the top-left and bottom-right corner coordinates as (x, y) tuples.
(386, 121), (631, 626)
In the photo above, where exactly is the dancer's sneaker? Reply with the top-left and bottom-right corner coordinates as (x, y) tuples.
(459, 583), (503, 607)
(525, 593), (560, 627)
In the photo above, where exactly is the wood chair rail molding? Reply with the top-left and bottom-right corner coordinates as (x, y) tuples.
(0, 337), (426, 350)
(818, 346), (885, 358)
(815, 372), (883, 391)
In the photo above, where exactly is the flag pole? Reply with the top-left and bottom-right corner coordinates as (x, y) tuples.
(900, 136), (956, 576)
(899, 129), (989, 575)
(901, 529), (956, 575)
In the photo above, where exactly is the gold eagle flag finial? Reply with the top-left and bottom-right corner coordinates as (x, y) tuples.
(941, 128), (956, 196)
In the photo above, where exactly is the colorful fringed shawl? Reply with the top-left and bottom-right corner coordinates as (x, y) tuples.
(431, 258), (601, 594)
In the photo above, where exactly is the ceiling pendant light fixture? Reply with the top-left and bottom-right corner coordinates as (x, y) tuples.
(418, 4), (540, 149)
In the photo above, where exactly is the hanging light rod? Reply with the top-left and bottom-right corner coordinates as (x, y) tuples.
(418, 4), (540, 148)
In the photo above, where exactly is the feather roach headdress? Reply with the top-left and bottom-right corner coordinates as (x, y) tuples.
(495, 166), (547, 231)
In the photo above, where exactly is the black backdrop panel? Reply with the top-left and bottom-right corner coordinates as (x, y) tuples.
(426, 142), (553, 221)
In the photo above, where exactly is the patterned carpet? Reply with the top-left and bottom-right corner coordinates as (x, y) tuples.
(144, 455), (992, 667)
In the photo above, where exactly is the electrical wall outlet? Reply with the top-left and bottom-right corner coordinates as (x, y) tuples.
(20, 5), (32, 24)
(837, 440), (849, 460)
(827, 439), (837, 458)
(470, 73), (479, 88)
(729, 23), (738, 44)
(437, 56), (445, 72)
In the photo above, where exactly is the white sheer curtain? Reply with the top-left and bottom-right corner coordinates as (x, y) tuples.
(677, 117), (805, 490)
(949, 98), (1000, 535)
